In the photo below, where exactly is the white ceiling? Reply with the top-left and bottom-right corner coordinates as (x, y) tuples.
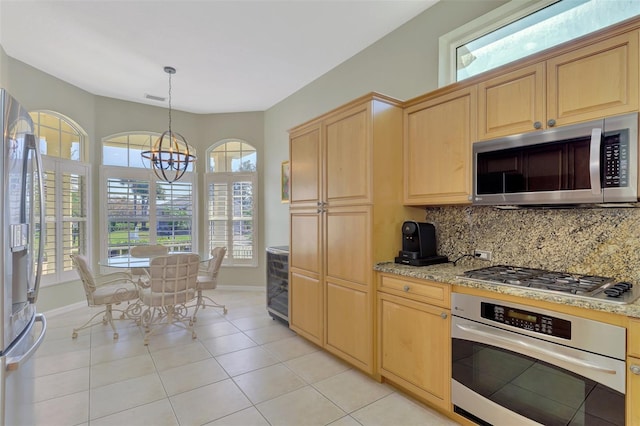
(0, 0), (438, 114)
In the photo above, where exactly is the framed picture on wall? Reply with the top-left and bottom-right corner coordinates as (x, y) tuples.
(281, 161), (290, 203)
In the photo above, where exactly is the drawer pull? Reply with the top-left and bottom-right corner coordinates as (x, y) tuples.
(631, 365), (640, 375)
(440, 312), (448, 319)
(533, 121), (542, 129)
(403, 285), (410, 292)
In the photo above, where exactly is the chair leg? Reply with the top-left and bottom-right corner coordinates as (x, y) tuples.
(142, 305), (197, 346)
(72, 304), (120, 340)
(192, 291), (227, 324)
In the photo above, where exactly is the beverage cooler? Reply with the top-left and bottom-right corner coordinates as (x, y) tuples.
(266, 246), (288, 324)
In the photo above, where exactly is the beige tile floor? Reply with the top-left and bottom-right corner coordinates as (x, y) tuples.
(34, 289), (459, 426)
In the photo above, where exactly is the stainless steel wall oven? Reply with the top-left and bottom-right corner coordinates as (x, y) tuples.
(451, 293), (625, 426)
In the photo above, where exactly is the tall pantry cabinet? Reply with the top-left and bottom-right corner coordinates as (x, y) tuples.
(288, 93), (407, 374)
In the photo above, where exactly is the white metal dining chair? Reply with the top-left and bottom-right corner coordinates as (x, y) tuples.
(193, 246), (228, 321)
(70, 254), (139, 340)
(129, 244), (169, 277)
(137, 253), (200, 345)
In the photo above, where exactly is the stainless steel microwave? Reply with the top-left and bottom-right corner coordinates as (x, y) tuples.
(472, 112), (638, 206)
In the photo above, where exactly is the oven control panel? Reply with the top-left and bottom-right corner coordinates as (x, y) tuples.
(481, 302), (571, 339)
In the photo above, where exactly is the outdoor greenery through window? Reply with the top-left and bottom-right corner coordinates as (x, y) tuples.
(442, 0), (640, 84)
(205, 140), (257, 266)
(102, 133), (196, 260)
(30, 111), (89, 285)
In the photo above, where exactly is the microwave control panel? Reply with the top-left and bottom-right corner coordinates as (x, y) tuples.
(603, 130), (629, 188)
(481, 302), (571, 339)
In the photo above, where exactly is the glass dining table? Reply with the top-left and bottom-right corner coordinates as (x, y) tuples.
(100, 251), (213, 269)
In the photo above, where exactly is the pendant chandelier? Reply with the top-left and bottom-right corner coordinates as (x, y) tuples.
(141, 66), (196, 183)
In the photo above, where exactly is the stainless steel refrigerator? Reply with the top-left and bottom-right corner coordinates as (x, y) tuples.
(0, 89), (46, 426)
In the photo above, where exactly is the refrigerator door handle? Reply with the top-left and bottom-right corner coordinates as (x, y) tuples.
(27, 133), (45, 303)
(6, 314), (46, 371)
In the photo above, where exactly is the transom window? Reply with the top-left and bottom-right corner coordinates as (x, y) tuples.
(440, 0), (640, 85)
(101, 132), (196, 262)
(205, 139), (257, 267)
(30, 111), (89, 285)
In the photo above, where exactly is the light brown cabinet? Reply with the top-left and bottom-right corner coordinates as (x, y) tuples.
(289, 94), (407, 374)
(377, 274), (451, 411)
(477, 63), (545, 140)
(404, 86), (477, 205)
(628, 319), (640, 425)
(478, 31), (639, 141)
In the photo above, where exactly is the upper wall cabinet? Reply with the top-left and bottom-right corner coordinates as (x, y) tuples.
(477, 63), (545, 140)
(404, 86), (477, 205)
(547, 31), (638, 126)
(477, 31), (639, 141)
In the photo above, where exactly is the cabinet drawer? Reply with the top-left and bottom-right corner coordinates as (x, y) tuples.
(378, 274), (450, 307)
(629, 319), (640, 358)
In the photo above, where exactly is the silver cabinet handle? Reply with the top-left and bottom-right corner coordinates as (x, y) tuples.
(631, 365), (640, 375)
(402, 285), (410, 292)
(533, 121), (542, 129)
(317, 209), (323, 214)
(547, 118), (557, 127)
(440, 312), (448, 319)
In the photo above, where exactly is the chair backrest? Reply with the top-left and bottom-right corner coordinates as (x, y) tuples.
(70, 254), (97, 303)
(130, 244), (169, 258)
(148, 253), (200, 294)
(204, 246), (227, 279)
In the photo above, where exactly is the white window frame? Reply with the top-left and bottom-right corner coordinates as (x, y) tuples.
(204, 139), (258, 267)
(439, 0), (561, 87)
(100, 166), (198, 268)
(30, 110), (90, 286)
(40, 157), (91, 286)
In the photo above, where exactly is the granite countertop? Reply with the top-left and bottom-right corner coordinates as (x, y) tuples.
(375, 261), (640, 319)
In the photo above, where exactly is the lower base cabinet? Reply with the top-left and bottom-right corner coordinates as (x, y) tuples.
(628, 356), (640, 425)
(378, 291), (451, 411)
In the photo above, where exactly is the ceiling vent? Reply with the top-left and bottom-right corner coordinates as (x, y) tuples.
(144, 93), (166, 102)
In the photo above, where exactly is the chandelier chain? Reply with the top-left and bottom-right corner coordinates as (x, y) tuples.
(168, 71), (172, 133)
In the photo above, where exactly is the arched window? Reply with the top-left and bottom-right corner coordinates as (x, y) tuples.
(30, 111), (89, 285)
(205, 139), (257, 266)
(101, 133), (197, 260)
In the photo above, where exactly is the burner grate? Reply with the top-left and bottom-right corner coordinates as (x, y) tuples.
(462, 265), (612, 295)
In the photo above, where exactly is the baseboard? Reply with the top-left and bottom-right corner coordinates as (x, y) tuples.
(216, 285), (266, 292)
(43, 301), (87, 318)
(43, 286), (265, 317)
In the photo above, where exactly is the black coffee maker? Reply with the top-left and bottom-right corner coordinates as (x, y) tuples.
(394, 221), (448, 266)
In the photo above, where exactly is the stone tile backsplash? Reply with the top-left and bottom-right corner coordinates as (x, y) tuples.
(424, 205), (640, 282)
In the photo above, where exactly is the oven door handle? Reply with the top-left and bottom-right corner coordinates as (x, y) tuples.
(589, 127), (603, 196)
(455, 322), (617, 375)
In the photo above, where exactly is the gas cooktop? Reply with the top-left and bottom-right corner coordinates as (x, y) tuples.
(460, 265), (640, 305)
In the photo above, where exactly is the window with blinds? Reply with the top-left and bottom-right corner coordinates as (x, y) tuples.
(102, 132), (197, 262)
(30, 111), (89, 285)
(205, 139), (257, 267)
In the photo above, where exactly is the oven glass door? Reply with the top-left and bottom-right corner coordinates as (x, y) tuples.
(452, 337), (625, 426)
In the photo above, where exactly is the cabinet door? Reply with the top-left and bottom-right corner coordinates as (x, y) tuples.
(290, 124), (321, 208)
(404, 86), (476, 205)
(325, 104), (371, 206)
(628, 356), (640, 426)
(629, 319), (640, 358)
(478, 63), (545, 140)
(289, 210), (323, 345)
(289, 270), (323, 346)
(326, 281), (372, 373)
(325, 206), (370, 286)
(547, 31), (639, 126)
(378, 292), (450, 410)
